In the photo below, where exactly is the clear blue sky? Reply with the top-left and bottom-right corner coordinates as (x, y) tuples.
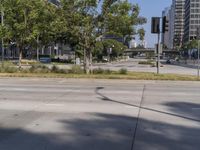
(131, 0), (172, 47)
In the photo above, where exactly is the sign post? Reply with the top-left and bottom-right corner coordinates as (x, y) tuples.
(151, 17), (161, 74)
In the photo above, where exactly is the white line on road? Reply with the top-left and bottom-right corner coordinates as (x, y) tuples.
(44, 103), (65, 107)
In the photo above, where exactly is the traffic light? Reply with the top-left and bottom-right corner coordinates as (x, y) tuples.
(162, 16), (169, 33)
(151, 17), (160, 34)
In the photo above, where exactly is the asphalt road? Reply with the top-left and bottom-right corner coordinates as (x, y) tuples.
(0, 78), (200, 150)
(92, 58), (199, 76)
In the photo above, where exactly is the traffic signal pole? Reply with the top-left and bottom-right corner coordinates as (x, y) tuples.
(157, 31), (160, 74)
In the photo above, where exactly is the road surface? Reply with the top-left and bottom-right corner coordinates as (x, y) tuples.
(93, 59), (199, 76)
(0, 78), (200, 150)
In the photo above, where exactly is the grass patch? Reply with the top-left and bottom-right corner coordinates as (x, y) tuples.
(0, 63), (199, 81)
(138, 60), (154, 65)
(0, 71), (199, 81)
(0, 61), (18, 73)
(118, 68), (128, 74)
(92, 68), (112, 74)
(69, 65), (84, 74)
(21, 59), (40, 65)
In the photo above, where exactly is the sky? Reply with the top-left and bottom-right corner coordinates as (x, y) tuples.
(131, 0), (172, 47)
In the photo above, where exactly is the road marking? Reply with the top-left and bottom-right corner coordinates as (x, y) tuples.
(45, 104), (64, 107)
(124, 105), (134, 109)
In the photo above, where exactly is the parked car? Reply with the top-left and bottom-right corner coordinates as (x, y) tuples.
(166, 59), (171, 64)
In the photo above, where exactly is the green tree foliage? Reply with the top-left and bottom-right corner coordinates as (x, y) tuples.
(0, 0), (146, 73)
(137, 28), (145, 41)
(93, 39), (127, 61)
(100, 0), (147, 43)
(0, 0), (58, 67)
(182, 40), (198, 50)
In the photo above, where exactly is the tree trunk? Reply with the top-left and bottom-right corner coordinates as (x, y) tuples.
(42, 46), (45, 55)
(84, 48), (90, 74)
(90, 51), (93, 74)
(18, 47), (23, 69)
(36, 36), (39, 61)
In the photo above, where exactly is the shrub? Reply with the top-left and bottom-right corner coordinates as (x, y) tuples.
(29, 64), (50, 73)
(93, 68), (104, 74)
(119, 68), (127, 74)
(0, 61), (18, 73)
(51, 65), (60, 73)
(93, 68), (112, 74)
(104, 69), (112, 74)
(69, 65), (84, 74)
(51, 65), (68, 74)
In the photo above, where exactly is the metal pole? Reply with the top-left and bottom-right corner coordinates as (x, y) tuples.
(1, 7), (4, 63)
(157, 31), (160, 74)
(198, 40), (200, 79)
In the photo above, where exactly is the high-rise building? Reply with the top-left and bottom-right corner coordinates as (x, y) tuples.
(184, 0), (200, 42)
(172, 0), (185, 48)
(169, 5), (175, 49)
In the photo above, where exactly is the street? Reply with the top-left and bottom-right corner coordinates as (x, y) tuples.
(0, 78), (200, 150)
(93, 58), (199, 76)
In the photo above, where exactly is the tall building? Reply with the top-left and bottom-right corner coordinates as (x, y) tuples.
(169, 5), (175, 49)
(184, 0), (200, 42)
(172, 0), (185, 48)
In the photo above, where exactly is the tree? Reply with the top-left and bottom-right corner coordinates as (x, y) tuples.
(1, 0), (56, 67)
(183, 40), (198, 50)
(0, 0), (146, 74)
(100, 0), (147, 43)
(93, 39), (127, 61)
(60, 0), (99, 74)
(138, 28), (145, 42)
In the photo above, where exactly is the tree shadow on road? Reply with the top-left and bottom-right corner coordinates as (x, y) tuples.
(0, 112), (199, 150)
(0, 87), (200, 150)
(164, 102), (200, 121)
(95, 87), (200, 122)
